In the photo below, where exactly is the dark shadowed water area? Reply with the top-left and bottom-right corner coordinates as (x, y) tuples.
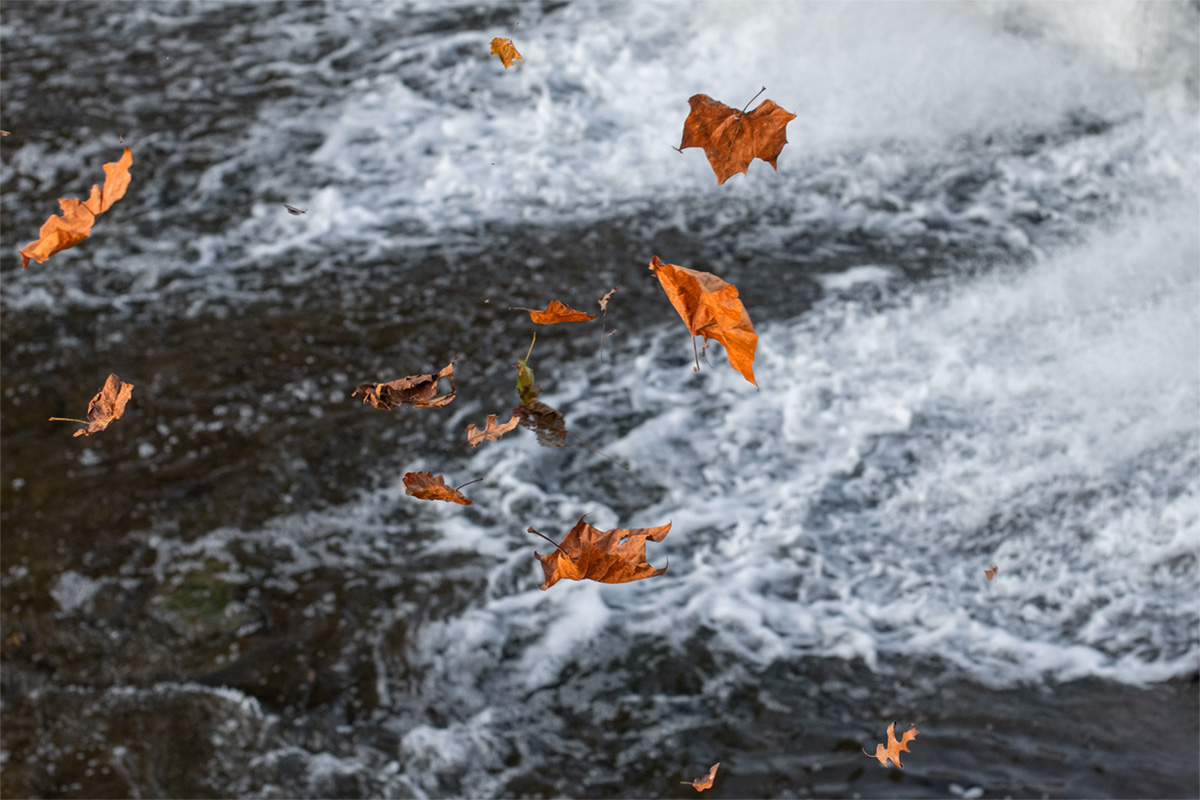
(2, 1), (1198, 798)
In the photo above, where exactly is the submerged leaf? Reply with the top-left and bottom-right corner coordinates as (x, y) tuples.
(403, 471), (473, 505)
(649, 256), (757, 386)
(353, 361), (456, 409)
(677, 92), (796, 185)
(532, 516), (671, 590)
(864, 722), (919, 769)
(20, 148), (133, 268)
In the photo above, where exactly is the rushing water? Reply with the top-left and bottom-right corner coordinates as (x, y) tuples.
(2, 1), (1198, 798)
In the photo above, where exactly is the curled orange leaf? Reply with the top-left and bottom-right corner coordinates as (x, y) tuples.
(466, 414), (520, 447)
(490, 37), (522, 68)
(50, 373), (134, 438)
(985, 563), (998, 581)
(519, 300), (597, 325)
(402, 471), (473, 505)
(353, 361), (456, 410)
(649, 256), (757, 387)
(20, 148), (133, 268)
(531, 517), (670, 590)
(681, 763), (719, 792)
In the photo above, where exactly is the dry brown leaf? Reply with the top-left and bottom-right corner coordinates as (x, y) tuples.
(864, 722), (919, 769)
(20, 148), (133, 268)
(598, 287), (618, 312)
(515, 338), (569, 447)
(518, 300), (598, 324)
(466, 414), (520, 447)
(677, 91), (796, 185)
(491, 37), (522, 68)
(50, 373), (134, 437)
(402, 471), (474, 505)
(353, 361), (456, 409)
(530, 516), (670, 590)
(681, 763), (720, 792)
(985, 563), (998, 581)
(649, 256), (757, 386)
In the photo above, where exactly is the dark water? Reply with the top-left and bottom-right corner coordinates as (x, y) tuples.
(2, 1), (1198, 798)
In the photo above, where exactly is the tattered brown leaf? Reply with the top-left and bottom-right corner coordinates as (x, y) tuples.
(353, 361), (456, 409)
(532, 516), (671, 590)
(682, 763), (720, 792)
(598, 287), (618, 312)
(864, 722), (919, 769)
(678, 93), (796, 185)
(403, 471), (473, 505)
(466, 414), (520, 447)
(20, 148), (133, 268)
(985, 563), (998, 581)
(649, 256), (757, 386)
(523, 300), (597, 324)
(514, 342), (568, 447)
(51, 373), (134, 437)
(491, 37), (522, 68)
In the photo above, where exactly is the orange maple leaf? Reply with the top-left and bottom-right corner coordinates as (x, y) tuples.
(353, 361), (456, 409)
(530, 516), (671, 590)
(491, 37), (522, 68)
(863, 722), (919, 769)
(466, 414), (520, 447)
(49, 373), (134, 437)
(649, 256), (758, 387)
(515, 300), (598, 324)
(20, 148), (133, 268)
(402, 471), (474, 505)
(677, 91), (796, 185)
(681, 763), (720, 792)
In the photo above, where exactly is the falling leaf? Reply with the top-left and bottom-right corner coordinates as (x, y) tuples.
(864, 722), (919, 769)
(403, 471), (474, 505)
(353, 361), (456, 409)
(597, 287), (618, 312)
(677, 90), (796, 185)
(598, 286), (618, 364)
(284, 204), (307, 215)
(649, 256), (757, 386)
(466, 414), (520, 447)
(515, 300), (598, 324)
(491, 37), (522, 68)
(49, 373), (134, 437)
(530, 516), (671, 590)
(20, 148), (133, 268)
(1, 130), (10, 136)
(985, 564), (998, 581)
(681, 763), (720, 792)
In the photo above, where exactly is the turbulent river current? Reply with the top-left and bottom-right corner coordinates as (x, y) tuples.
(2, 1), (1198, 798)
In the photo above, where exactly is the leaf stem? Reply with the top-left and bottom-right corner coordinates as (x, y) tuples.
(691, 336), (701, 372)
(741, 85), (767, 115)
(47, 417), (87, 424)
(453, 477), (484, 492)
(526, 526), (571, 558)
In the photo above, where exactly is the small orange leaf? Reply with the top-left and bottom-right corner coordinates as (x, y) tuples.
(531, 517), (670, 590)
(50, 373), (134, 437)
(466, 414), (520, 447)
(863, 722), (919, 769)
(649, 256), (757, 386)
(20, 148), (133, 268)
(985, 563), (998, 581)
(681, 763), (719, 792)
(522, 300), (597, 324)
(491, 37), (522, 68)
(403, 471), (473, 505)
(677, 92), (796, 185)
(353, 361), (456, 410)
